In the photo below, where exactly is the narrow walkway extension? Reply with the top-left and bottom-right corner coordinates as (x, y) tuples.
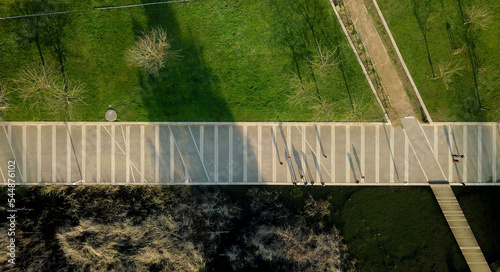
(344, 0), (417, 121)
(431, 184), (490, 272)
(402, 117), (490, 271)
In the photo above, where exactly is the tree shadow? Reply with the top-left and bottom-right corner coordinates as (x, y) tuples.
(138, 1), (233, 121)
(269, 0), (356, 113)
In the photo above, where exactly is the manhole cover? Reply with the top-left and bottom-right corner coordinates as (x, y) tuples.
(105, 109), (117, 122)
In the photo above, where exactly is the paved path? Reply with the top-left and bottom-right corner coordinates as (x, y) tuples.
(401, 117), (446, 182)
(431, 184), (491, 272)
(344, 0), (418, 121)
(403, 117), (491, 271)
(0, 122), (498, 185)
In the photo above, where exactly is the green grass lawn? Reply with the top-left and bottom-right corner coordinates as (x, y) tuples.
(326, 186), (467, 271)
(376, 0), (500, 121)
(227, 186), (469, 271)
(0, 0), (383, 122)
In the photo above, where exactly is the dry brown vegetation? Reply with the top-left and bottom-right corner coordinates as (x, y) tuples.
(225, 188), (353, 271)
(0, 186), (352, 271)
(464, 4), (491, 33)
(436, 59), (464, 89)
(11, 63), (86, 119)
(58, 218), (204, 272)
(250, 225), (349, 272)
(126, 27), (180, 77)
(53, 186), (240, 271)
(0, 82), (8, 108)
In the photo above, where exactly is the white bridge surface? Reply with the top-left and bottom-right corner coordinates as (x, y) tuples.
(0, 122), (498, 185)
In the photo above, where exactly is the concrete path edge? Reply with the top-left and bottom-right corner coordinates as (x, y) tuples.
(371, 0), (433, 123)
(328, 0), (391, 124)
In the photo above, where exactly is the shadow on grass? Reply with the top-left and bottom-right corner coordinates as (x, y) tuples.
(453, 186), (500, 264)
(268, 0), (368, 119)
(138, 1), (233, 122)
(338, 186), (468, 272)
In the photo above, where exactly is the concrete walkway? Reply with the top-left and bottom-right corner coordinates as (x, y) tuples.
(431, 184), (491, 272)
(401, 117), (446, 182)
(0, 122), (497, 185)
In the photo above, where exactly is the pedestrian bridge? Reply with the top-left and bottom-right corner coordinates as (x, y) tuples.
(0, 120), (498, 185)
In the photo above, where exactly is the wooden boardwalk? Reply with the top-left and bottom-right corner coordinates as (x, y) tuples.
(431, 184), (491, 272)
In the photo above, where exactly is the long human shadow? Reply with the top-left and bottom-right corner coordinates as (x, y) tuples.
(352, 144), (362, 177)
(314, 125), (326, 157)
(443, 126), (463, 182)
(286, 152), (298, 183)
(301, 151), (313, 183)
(382, 125), (401, 182)
(278, 122), (300, 184)
(347, 152), (357, 182)
(278, 121), (291, 160)
(271, 128), (282, 164)
(292, 144), (304, 180)
(449, 126), (461, 155)
(309, 150), (323, 183)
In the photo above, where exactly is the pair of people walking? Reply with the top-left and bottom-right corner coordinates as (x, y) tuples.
(452, 154), (465, 163)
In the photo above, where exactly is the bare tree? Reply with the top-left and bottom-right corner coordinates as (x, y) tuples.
(224, 189), (354, 271)
(436, 59), (464, 89)
(126, 27), (179, 76)
(249, 225), (352, 272)
(307, 47), (338, 76)
(12, 63), (57, 112)
(57, 217), (205, 272)
(49, 79), (86, 119)
(309, 96), (336, 121)
(0, 82), (8, 109)
(464, 5), (491, 33)
(56, 187), (240, 272)
(12, 63), (86, 119)
(0, 82), (9, 121)
(287, 72), (315, 108)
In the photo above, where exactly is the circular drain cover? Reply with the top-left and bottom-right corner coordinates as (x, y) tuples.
(105, 109), (117, 122)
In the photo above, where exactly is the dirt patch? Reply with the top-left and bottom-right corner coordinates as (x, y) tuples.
(343, 0), (419, 124)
